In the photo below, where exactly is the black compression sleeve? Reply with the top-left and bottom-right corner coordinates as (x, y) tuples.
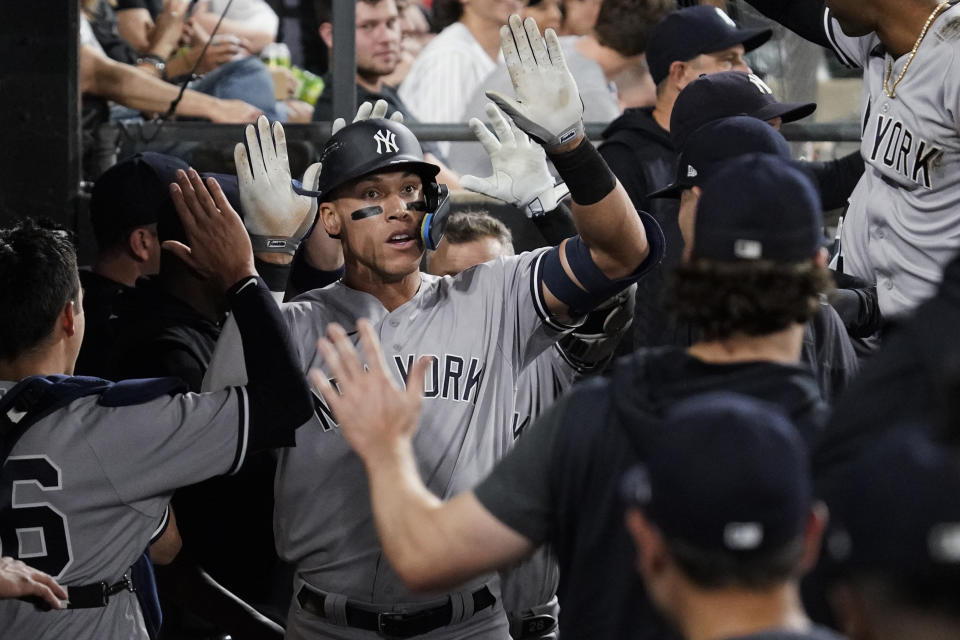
(803, 151), (865, 211)
(254, 257), (291, 293)
(227, 276), (314, 451)
(744, 0), (831, 48)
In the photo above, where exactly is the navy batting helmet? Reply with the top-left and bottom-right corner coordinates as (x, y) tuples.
(293, 118), (450, 249)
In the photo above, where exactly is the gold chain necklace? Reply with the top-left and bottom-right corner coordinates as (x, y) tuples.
(884, 1), (950, 98)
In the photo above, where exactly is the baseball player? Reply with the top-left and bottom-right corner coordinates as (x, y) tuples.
(309, 153), (832, 640)
(0, 172), (314, 639)
(622, 393), (839, 640)
(426, 211), (635, 640)
(745, 0), (960, 317)
(203, 14), (663, 639)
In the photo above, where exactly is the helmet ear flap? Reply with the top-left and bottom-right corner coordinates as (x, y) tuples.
(420, 184), (451, 251)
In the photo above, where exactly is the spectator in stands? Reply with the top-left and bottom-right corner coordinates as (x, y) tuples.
(522, 0), (563, 33)
(450, 0), (672, 176)
(194, 0), (280, 55)
(312, 0), (460, 184)
(79, 4), (263, 124)
(91, 0), (282, 121)
(381, 0), (435, 87)
(398, 0), (523, 139)
(74, 152), (187, 378)
(559, 0), (602, 35)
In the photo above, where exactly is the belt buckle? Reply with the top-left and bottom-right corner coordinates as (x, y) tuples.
(377, 611), (407, 637)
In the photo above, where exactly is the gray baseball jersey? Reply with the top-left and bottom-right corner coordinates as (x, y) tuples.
(203, 248), (574, 638)
(498, 345), (580, 630)
(0, 382), (249, 640)
(823, 2), (960, 316)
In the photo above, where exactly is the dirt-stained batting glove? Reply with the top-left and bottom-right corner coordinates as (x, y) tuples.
(485, 14), (584, 149)
(235, 116), (321, 255)
(461, 103), (569, 217)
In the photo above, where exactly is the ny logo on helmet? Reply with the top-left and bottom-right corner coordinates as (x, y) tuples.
(747, 74), (773, 95)
(373, 129), (399, 154)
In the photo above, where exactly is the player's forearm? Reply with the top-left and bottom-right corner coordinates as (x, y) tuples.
(365, 440), (532, 591)
(228, 276), (314, 449)
(547, 137), (650, 278)
(743, 0), (831, 48)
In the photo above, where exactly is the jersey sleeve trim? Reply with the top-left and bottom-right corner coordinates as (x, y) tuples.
(531, 249), (584, 332)
(149, 506), (171, 544)
(823, 8), (861, 68)
(227, 386), (250, 475)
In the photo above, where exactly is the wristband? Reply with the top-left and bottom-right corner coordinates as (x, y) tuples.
(249, 234), (301, 255)
(547, 138), (616, 206)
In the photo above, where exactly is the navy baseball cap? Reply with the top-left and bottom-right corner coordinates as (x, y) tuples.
(649, 115), (791, 200)
(822, 427), (960, 583)
(622, 392), (811, 554)
(671, 71), (817, 148)
(693, 153), (825, 263)
(158, 172), (244, 244)
(90, 152), (189, 249)
(646, 6), (772, 85)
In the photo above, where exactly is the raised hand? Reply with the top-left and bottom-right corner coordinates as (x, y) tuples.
(234, 115), (322, 255)
(165, 168), (257, 291)
(309, 320), (431, 465)
(331, 99), (405, 135)
(484, 14), (584, 149)
(461, 103), (569, 217)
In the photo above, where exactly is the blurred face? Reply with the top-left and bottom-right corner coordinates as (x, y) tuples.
(427, 237), (507, 276)
(355, 0), (402, 80)
(320, 170), (427, 282)
(522, 0), (563, 33)
(463, 0), (525, 28)
(681, 44), (750, 88)
(561, 0), (602, 35)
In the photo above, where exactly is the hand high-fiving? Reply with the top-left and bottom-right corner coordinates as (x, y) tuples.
(485, 15), (584, 149)
(235, 116), (321, 255)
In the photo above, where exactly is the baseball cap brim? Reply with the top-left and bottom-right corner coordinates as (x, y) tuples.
(705, 26), (772, 58)
(648, 181), (686, 200)
(752, 101), (817, 124)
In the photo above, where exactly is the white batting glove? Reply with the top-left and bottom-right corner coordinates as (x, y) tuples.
(485, 15), (584, 149)
(331, 99), (404, 135)
(461, 104), (569, 217)
(234, 116), (321, 254)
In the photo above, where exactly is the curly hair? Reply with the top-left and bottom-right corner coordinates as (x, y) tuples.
(663, 258), (832, 340)
(595, 0), (676, 57)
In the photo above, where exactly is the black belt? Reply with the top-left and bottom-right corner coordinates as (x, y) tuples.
(67, 572), (135, 609)
(296, 584), (496, 638)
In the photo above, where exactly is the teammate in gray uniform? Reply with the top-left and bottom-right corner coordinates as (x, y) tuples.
(427, 211), (635, 640)
(203, 14), (663, 639)
(745, 0), (960, 317)
(0, 173), (315, 639)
